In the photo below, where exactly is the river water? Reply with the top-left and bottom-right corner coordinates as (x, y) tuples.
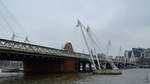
(0, 69), (149, 84)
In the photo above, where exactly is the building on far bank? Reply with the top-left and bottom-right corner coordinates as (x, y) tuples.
(138, 49), (150, 65)
(0, 60), (23, 69)
(115, 56), (126, 63)
(124, 48), (150, 65)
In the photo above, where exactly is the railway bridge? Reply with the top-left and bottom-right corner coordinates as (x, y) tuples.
(0, 39), (134, 73)
(0, 39), (94, 73)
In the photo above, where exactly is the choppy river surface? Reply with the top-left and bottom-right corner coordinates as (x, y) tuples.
(0, 69), (149, 84)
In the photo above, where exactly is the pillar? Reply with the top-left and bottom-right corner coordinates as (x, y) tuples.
(63, 60), (76, 72)
(89, 62), (92, 72)
(82, 62), (86, 72)
(23, 61), (64, 73)
(23, 60), (77, 73)
(75, 62), (81, 72)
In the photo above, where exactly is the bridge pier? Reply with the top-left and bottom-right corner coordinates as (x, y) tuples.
(82, 62), (86, 72)
(106, 63), (112, 69)
(81, 61), (93, 72)
(76, 62), (81, 72)
(24, 61), (62, 73)
(63, 60), (76, 72)
(89, 62), (92, 72)
(74, 61), (93, 73)
(23, 60), (77, 73)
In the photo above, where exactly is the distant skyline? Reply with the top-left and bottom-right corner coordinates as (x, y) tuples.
(0, 0), (150, 56)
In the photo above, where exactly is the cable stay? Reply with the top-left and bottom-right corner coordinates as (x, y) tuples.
(76, 19), (109, 70)
(0, 0), (29, 42)
(0, 1), (15, 33)
(76, 19), (122, 75)
(84, 25), (118, 70)
(0, 0), (28, 33)
(0, 10), (15, 33)
(84, 26), (101, 69)
(76, 19), (120, 70)
(86, 26), (105, 53)
(86, 26), (104, 53)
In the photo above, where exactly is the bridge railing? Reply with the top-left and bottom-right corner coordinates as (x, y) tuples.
(0, 39), (89, 59)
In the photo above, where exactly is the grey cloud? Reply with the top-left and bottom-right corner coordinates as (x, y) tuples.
(1, 0), (150, 56)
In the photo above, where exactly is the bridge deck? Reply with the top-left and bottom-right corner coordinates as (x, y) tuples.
(0, 39), (132, 64)
(0, 39), (89, 60)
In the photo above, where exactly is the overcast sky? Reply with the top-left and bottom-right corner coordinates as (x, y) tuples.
(0, 0), (150, 56)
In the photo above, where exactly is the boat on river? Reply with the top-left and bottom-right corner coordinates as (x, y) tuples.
(144, 74), (149, 83)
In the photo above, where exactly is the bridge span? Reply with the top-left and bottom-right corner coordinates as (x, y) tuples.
(0, 39), (93, 73)
(0, 39), (133, 73)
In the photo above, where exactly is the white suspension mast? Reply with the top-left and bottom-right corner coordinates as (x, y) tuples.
(117, 46), (122, 68)
(130, 51), (136, 65)
(93, 48), (101, 69)
(24, 36), (30, 43)
(85, 26), (101, 69)
(106, 40), (118, 70)
(104, 40), (111, 69)
(76, 20), (97, 70)
(11, 32), (16, 41)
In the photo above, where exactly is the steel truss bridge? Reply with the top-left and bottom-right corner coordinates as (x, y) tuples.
(0, 39), (133, 73)
(0, 39), (90, 61)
